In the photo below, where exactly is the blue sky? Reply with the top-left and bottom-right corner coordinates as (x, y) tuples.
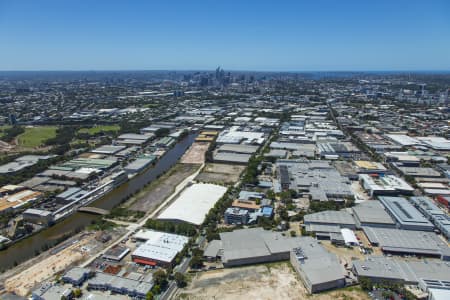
(0, 0), (449, 71)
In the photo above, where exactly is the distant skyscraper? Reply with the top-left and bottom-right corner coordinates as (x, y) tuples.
(9, 114), (17, 125)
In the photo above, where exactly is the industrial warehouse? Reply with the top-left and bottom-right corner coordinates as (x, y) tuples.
(131, 230), (189, 267)
(157, 183), (227, 225)
(205, 228), (347, 293)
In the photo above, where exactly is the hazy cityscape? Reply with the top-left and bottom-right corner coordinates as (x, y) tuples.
(1, 1), (450, 300)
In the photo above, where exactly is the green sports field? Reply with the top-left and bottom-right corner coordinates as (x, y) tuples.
(17, 126), (58, 148)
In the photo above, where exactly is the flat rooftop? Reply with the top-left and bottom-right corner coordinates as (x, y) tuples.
(362, 227), (449, 257)
(304, 210), (356, 227)
(157, 183), (227, 225)
(219, 227), (302, 263)
(378, 196), (434, 230)
(353, 256), (450, 284)
(352, 200), (395, 226)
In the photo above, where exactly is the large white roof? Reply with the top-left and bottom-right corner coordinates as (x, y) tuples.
(132, 230), (188, 263)
(157, 183), (227, 225)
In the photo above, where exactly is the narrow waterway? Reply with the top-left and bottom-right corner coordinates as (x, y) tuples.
(0, 133), (196, 270)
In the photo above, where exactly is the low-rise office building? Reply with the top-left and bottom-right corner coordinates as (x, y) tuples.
(62, 267), (93, 286)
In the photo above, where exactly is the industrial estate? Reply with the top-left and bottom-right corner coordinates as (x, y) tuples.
(0, 69), (449, 300)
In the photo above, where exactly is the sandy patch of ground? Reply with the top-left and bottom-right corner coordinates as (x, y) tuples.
(177, 263), (369, 300)
(319, 240), (364, 267)
(4, 234), (96, 296)
(178, 263), (305, 300)
(195, 163), (245, 185)
(181, 142), (210, 164)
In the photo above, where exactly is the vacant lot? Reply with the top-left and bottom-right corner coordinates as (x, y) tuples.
(181, 142), (210, 164)
(178, 263), (369, 300)
(78, 125), (120, 135)
(17, 126), (57, 148)
(196, 163), (245, 185)
(127, 163), (201, 212)
(4, 233), (96, 296)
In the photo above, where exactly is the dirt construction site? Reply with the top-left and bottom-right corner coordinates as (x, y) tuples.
(195, 163), (245, 185)
(176, 263), (370, 300)
(4, 233), (98, 297)
(180, 142), (210, 164)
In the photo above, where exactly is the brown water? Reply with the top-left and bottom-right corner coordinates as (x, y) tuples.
(0, 133), (196, 271)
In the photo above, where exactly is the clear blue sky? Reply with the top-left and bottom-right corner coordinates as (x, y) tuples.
(1, 0), (449, 71)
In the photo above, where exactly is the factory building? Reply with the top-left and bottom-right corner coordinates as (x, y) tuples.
(131, 230), (188, 267)
(353, 256), (450, 286)
(91, 145), (126, 155)
(351, 200), (396, 228)
(277, 160), (353, 202)
(62, 267), (93, 286)
(362, 227), (450, 260)
(86, 272), (153, 299)
(409, 196), (450, 240)
(304, 210), (356, 230)
(22, 208), (53, 225)
(124, 156), (156, 174)
(218, 228), (303, 267)
(290, 237), (346, 293)
(32, 283), (73, 300)
(378, 196), (434, 231)
(359, 174), (414, 197)
(157, 183), (227, 226)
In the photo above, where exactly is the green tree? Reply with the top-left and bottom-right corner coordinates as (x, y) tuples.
(151, 284), (161, 295)
(146, 291), (154, 300)
(189, 255), (204, 269)
(359, 277), (373, 291)
(174, 272), (187, 288)
(153, 269), (168, 289)
(73, 288), (82, 298)
(155, 128), (170, 137)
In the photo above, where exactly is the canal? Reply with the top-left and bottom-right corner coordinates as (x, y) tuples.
(0, 133), (196, 270)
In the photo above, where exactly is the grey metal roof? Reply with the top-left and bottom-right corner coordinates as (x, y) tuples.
(353, 256), (450, 284)
(63, 267), (91, 282)
(352, 200), (395, 226)
(362, 227), (449, 256)
(304, 210), (356, 226)
(292, 236), (345, 285)
(217, 144), (259, 154)
(219, 227), (301, 263)
(203, 240), (223, 257)
(378, 196), (434, 230)
(213, 152), (252, 164)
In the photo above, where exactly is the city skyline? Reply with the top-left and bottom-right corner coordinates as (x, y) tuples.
(1, 0), (450, 71)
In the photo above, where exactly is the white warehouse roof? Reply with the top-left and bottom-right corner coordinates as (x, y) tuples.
(132, 230), (188, 264)
(340, 228), (358, 246)
(157, 183), (227, 225)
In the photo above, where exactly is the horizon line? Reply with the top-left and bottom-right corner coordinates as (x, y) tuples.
(1, 69), (450, 74)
